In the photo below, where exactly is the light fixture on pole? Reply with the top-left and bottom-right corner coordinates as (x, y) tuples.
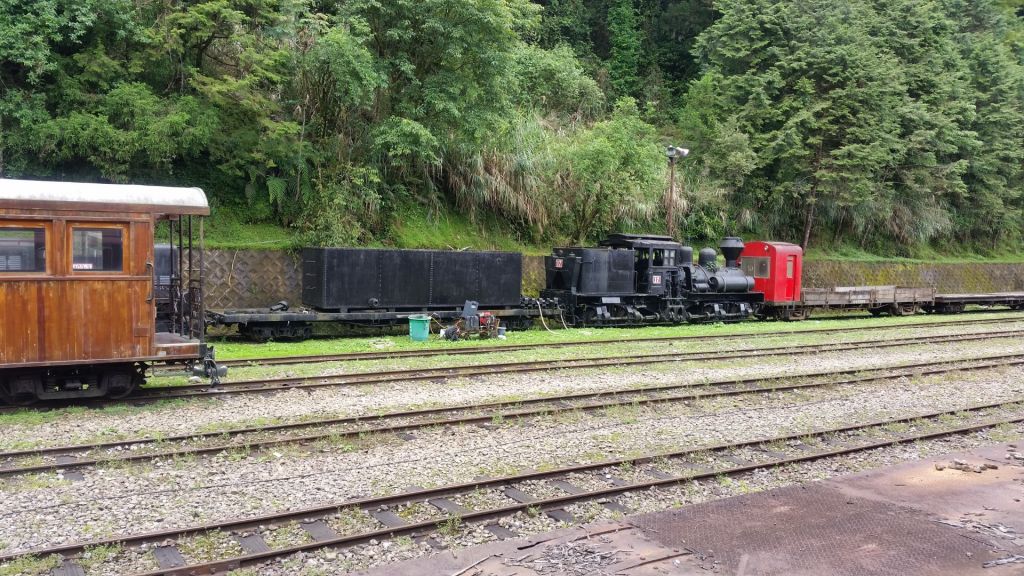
(665, 146), (689, 239)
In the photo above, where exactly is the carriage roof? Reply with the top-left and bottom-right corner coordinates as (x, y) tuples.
(0, 179), (209, 215)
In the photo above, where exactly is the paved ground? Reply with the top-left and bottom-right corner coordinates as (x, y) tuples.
(357, 441), (1024, 575)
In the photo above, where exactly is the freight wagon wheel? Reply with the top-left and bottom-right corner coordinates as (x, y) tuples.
(890, 304), (917, 317)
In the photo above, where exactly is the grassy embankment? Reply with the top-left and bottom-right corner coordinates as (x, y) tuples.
(206, 203), (1024, 264)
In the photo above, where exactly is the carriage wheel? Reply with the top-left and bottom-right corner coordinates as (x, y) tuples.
(3, 375), (40, 406)
(103, 370), (139, 400)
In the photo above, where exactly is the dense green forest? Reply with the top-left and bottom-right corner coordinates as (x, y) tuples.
(1, 0), (1023, 255)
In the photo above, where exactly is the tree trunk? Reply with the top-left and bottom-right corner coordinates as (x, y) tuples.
(801, 200), (815, 251)
(802, 147), (823, 251)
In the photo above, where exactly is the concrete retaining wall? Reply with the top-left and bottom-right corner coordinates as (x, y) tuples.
(202, 249), (1024, 309)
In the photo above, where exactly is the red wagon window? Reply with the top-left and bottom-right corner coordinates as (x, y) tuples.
(0, 227), (46, 272)
(72, 228), (124, 272)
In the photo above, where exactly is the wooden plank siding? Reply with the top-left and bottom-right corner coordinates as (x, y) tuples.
(0, 207), (161, 367)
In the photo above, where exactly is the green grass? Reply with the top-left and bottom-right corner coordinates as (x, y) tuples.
(0, 554), (60, 576)
(203, 212), (298, 250)
(209, 309), (1024, 361)
(390, 204), (547, 254)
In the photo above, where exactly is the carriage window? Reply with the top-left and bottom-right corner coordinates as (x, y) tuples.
(0, 228), (46, 272)
(72, 228), (123, 272)
(740, 256), (771, 278)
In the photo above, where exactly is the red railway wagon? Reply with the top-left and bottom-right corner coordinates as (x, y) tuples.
(739, 241), (805, 319)
(0, 179), (222, 404)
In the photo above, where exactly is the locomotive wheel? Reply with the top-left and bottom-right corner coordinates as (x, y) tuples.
(580, 307), (598, 326)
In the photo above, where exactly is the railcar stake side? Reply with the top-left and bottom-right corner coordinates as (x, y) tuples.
(0, 179), (225, 404)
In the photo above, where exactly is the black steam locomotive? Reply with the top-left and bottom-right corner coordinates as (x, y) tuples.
(541, 234), (763, 325)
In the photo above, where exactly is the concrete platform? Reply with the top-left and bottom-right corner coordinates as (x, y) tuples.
(356, 441), (1024, 575)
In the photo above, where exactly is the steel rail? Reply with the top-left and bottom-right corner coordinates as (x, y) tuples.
(4, 353), (1024, 478)
(126, 329), (1024, 403)
(190, 315), (1024, 369)
(5, 398), (1020, 572)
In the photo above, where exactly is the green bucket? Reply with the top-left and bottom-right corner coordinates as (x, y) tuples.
(408, 315), (431, 342)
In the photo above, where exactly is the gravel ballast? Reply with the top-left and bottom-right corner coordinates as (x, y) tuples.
(0, 357), (1022, 557)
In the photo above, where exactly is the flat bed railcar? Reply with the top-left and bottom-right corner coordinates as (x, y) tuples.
(927, 292), (1024, 313)
(210, 247), (557, 340)
(207, 305), (551, 340)
(799, 285), (935, 316)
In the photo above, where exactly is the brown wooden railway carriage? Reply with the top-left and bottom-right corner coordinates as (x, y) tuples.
(0, 179), (221, 404)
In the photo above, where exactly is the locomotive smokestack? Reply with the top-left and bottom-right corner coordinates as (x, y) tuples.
(720, 237), (745, 268)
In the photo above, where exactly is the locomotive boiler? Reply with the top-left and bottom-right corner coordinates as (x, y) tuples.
(541, 234), (763, 326)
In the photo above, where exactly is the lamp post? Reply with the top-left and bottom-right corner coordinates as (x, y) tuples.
(666, 146), (689, 239)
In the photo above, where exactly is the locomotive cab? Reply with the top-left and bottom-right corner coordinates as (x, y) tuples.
(599, 233), (682, 296)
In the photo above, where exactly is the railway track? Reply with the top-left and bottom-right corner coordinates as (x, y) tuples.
(3, 352), (1022, 479)
(196, 315), (1024, 369)
(5, 399), (1021, 575)
(127, 328), (1024, 403)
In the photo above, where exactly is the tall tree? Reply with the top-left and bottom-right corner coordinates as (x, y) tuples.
(606, 0), (642, 97)
(696, 0), (906, 249)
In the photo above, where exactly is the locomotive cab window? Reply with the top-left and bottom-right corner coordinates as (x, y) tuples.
(741, 256), (771, 279)
(0, 227), (46, 273)
(653, 250), (674, 266)
(72, 227), (124, 272)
